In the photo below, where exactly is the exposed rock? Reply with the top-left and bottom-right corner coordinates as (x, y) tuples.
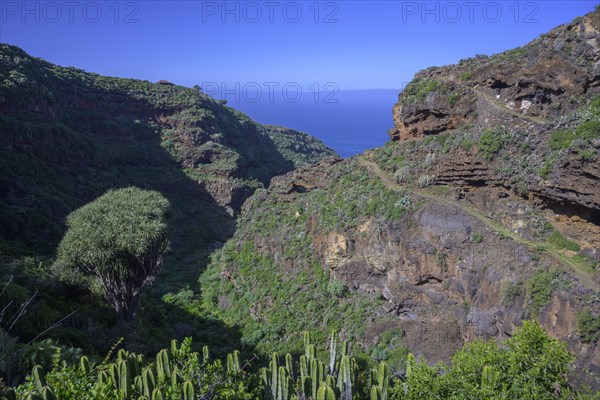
(391, 12), (599, 142)
(387, 11), (600, 218)
(270, 157), (343, 194)
(532, 153), (600, 212)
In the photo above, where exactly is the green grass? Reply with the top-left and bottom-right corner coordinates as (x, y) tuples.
(548, 230), (580, 252)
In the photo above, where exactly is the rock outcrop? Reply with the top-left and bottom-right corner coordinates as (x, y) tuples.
(391, 12), (600, 142)
(388, 11), (600, 221)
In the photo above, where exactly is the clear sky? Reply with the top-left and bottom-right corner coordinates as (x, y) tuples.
(1, 1), (597, 91)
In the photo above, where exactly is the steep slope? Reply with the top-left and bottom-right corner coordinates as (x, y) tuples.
(0, 43), (336, 356)
(200, 11), (600, 389)
(0, 43), (336, 251)
(389, 11), (599, 216)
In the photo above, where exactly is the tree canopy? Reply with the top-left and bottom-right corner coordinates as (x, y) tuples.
(57, 187), (170, 325)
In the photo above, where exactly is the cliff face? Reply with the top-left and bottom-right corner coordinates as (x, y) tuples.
(389, 11), (600, 218)
(391, 12), (599, 141)
(203, 11), (600, 389)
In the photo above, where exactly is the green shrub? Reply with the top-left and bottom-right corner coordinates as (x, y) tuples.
(388, 320), (575, 399)
(549, 129), (575, 151)
(478, 128), (507, 160)
(549, 120), (600, 151)
(539, 156), (555, 179)
(471, 232), (483, 243)
(459, 136), (475, 150)
(447, 92), (460, 107)
(403, 78), (442, 104)
(576, 309), (600, 343)
(327, 279), (347, 298)
(526, 270), (560, 315)
(460, 71), (472, 81)
(418, 174), (435, 188)
(502, 281), (522, 307)
(579, 148), (597, 161)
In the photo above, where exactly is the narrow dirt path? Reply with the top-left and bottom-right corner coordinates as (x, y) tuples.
(357, 156), (598, 290)
(472, 87), (551, 125)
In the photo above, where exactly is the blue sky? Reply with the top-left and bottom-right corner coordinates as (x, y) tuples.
(1, 1), (597, 90)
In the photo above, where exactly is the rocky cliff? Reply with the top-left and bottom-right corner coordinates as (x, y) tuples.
(202, 11), (600, 389)
(389, 11), (599, 217)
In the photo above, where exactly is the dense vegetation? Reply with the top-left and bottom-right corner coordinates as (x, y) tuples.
(0, 43), (336, 251)
(197, 159), (419, 365)
(6, 321), (591, 399)
(0, 43), (336, 386)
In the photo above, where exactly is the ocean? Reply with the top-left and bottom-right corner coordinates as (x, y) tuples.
(224, 89), (400, 158)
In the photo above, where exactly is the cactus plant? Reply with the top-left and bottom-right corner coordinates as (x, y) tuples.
(29, 367), (56, 400)
(329, 330), (337, 375)
(151, 388), (164, 400)
(369, 362), (389, 400)
(303, 332), (311, 359)
(301, 376), (312, 399)
(183, 380), (195, 400)
(117, 349), (128, 361)
(261, 352), (297, 400)
(370, 385), (381, 400)
(118, 360), (132, 399)
(41, 387), (56, 400)
(226, 350), (240, 375)
(98, 371), (109, 386)
(317, 384), (336, 400)
(340, 341), (348, 360)
(156, 349), (171, 382)
(277, 366), (291, 400)
(79, 355), (90, 375)
(142, 368), (156, 397)
(285, 353), (293, 380)
(170, 339), (179, 356)
(336, 356), (354, 399)
(202, 346), (210, 363)
(299, 355), (308, 383)
(310, 358), (319, 399)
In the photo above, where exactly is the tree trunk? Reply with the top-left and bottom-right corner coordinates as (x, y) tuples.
(125, 292), (142, 327)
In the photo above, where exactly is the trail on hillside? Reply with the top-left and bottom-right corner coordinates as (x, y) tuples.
(357, 156), (598, 290)
(471, 87), (551, 125)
